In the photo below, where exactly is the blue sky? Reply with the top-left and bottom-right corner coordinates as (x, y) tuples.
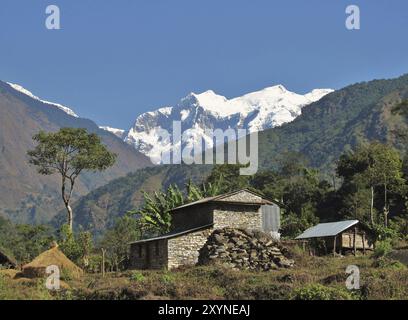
(1, 0), (408, 129)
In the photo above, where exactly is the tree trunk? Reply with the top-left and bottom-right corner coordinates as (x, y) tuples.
(65, 203), (73, 232)
(61, 175), (75, 233)
(101, 248), (106, 277)
(384, 210), (389, 228)
(384, 183), (388, 227)
(370, 186), (374, 225)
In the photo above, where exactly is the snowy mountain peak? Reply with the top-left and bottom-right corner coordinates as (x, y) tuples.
(157, 106), (172, 116)
(6, 82), (79, 118)
(124, 84), (334, 163)
(261, 84), (287, 93)
(99, 126), (125, 139)
(183, 90), (229, 115)
(304, 88), (334, 102)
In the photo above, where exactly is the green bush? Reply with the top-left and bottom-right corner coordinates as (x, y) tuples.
(59, 225), (93, 268)
(371, 224), (399, 242)
(129, 271), (145, 282)
(373, 257), (407, 270)
(291, 284), (353, 300)
(374, 240), (393, 258)
(86, 254), (102, 274)
(161, 273), (175, 284)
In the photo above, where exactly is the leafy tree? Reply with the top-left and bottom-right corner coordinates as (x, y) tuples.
(131, 185), (185, 236)
(205, 164), (250, 193)
(392, 100), (408, 118)
(276, 151), (309, 178)
(59, 225), (93, 268)
(0, 217), (55, 264)
(99, 215), (141, 271)
(186, 175), (224, 202)
(337, 142), (404, 226)
(27, 128), (117, 232)
(250, 170), (282, 201)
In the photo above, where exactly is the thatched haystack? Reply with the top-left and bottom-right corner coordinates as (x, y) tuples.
(22, 246), (83, 279)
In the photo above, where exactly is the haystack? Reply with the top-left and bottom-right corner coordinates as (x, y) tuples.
(22, 245), (83, 279)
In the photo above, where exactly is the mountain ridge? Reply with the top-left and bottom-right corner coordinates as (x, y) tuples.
(118, 85), (333, 163)
(0, 80), (152, 224)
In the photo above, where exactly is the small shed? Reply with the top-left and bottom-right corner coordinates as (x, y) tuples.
(0, 247), (17, 269)
(296, 220), (374, 256)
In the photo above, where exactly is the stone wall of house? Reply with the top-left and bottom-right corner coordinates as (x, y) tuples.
(130, 239), (168, 270)
(213, 204), (262, 231)
(168, 228), (213, 269)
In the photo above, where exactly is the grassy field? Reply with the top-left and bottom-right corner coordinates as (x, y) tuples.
(1, 248), (407, 300)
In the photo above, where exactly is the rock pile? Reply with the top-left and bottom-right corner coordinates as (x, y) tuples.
(198, 228), (294, 271)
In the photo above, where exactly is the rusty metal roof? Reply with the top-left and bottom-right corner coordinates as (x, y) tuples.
(295, 220), (359, 239)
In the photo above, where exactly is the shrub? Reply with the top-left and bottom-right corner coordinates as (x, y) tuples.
(291, 284), (353, 300)
(86, 254), (102, 274)
(371, 224), (399, 242)
(59, 225), (93, 268)
(373, 257), (407, 270)
(129, 271), (145, 282)
(373, 240), (393, 258)
(161, 273), (175, 284)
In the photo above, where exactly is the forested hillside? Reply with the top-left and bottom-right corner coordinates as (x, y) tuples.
(257, 74), (408, 173)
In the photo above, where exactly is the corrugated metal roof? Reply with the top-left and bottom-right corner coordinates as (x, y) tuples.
(129, 224), (214, 245)
(295, 220), (359, 239)
(170, 195), (219, 211)
(171, 189), (277, 212)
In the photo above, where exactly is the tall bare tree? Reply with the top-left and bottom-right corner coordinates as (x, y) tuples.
(28, 128), (116, 232)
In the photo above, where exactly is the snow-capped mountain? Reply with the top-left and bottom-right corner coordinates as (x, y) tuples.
(6, 82), (79, 118)
(124, 85), (334, 163)
(99, 126), (125, 139)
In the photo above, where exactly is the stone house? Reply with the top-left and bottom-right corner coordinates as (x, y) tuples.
(129, 189), (281, 270)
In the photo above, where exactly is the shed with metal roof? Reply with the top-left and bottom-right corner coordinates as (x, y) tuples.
(296, 220), (374, 256)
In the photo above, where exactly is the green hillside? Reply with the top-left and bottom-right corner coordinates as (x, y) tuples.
(257, 74), (408, 173)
